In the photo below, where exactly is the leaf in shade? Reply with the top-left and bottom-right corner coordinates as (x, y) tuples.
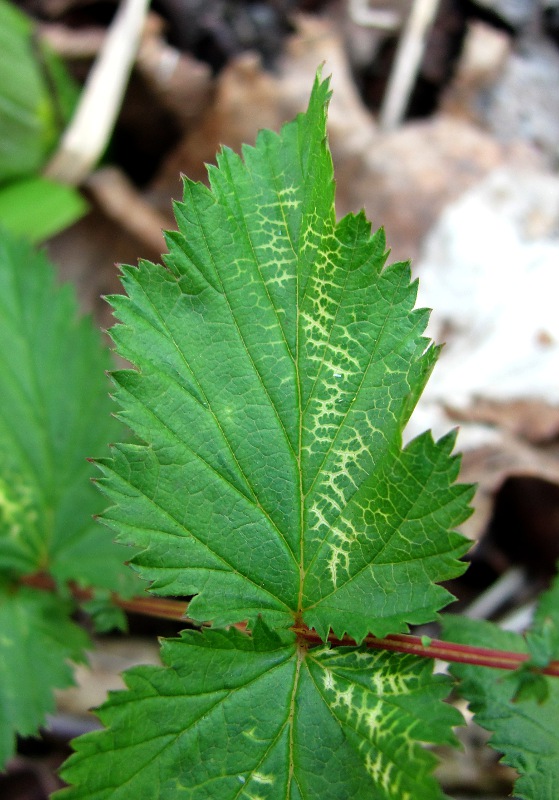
(0, 583), (89, 767)
(444, 615), (559, 800)
(0, 230), (137, 593)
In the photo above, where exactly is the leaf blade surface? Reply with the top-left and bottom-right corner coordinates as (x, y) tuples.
(444, 615), (559, 800)
(58, 624), (459, 799)
(102, 73), (472, 638)
(0, 230), (136, 592)
(0, 584), (89, 767)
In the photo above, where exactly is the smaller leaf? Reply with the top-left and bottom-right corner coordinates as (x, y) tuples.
(0, 583), (89, 768)
(82, 591), (128, 633)
(508, 670), (550, 705)
(525, 568), (559, 667)
(444, 615), (559, 800)
(0, 177), (87, 242)
(0, 229), (137, 593)
(503, 567), (559, 707)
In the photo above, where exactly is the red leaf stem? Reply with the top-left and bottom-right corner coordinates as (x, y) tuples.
(20, 573), (559, 676)
(292, 627), (559, 676)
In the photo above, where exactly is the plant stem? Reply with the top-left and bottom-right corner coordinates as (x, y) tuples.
(292, 627), (559, 676)
(21, 573), (559, 677)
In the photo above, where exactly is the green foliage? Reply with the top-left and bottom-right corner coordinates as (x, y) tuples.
(56, 73), (475, 797)
(0, 177), (87, 244)
(97, 74), (472, 643)
(526, 569), (559, 670)
(2, 69), (556, 798)
(0, 583), (89, 767)
(444, 609), (559, 800)
(0, 0), (86, 239)
(0, 229), (137, 767)
(59, 622), (461, 800)
(0, 231), (135, 589)
(0, 0), (78, 181)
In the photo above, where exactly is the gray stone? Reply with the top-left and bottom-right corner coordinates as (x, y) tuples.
(485, 38), (559, 165)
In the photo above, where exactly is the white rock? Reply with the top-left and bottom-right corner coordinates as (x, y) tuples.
(408, 167), (559, 446)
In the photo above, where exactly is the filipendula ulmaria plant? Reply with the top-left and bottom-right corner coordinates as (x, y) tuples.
(0, 230), (137, 768)
(57, 73), (476, 798)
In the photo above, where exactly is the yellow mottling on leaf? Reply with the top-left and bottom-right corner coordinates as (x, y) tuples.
(0, 478), (37, 540)
(252, 773), (274, 785)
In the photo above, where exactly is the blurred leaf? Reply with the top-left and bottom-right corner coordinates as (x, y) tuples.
(0, 230), (141, 770)
(82, 592), (128, 633)
(0, 0), (79, 183)
(0, 229), (138, 592)
(444, 616), (559, 800)
(0, 177), (87, 242)
(0, 582), (90, 768)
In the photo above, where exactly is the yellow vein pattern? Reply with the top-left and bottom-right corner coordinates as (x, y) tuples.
(101, 71), (471, 643)
(57, 73), (475, 800)
(306, 645), (459, 800)
(59, 624), (461, 800)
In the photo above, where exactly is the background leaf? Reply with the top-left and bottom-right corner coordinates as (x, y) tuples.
(0, 230), (141, 767)
(100, 72), (473, 641)
(444, 615), (559, 800)
(0, 229), (136, 592)
(0, 0), (78, 183)
(58, 623), (460, 799)
(0, 177), (87, 243)
(0, 582), (89, 767)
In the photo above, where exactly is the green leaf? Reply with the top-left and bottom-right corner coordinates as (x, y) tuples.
(502, 568), (559, 706)
(57, 72), (473, 797)
(99, 72), (472, 641)
(0, 582), (89, 767)
(0, 229), (136, 592)
(81, 591), (129, 633)
(443, 616), (559, 800)
(0, 0), (79, 183)
(0, 177), (87, 243)
(525, 568), (559, 667)
(58, 622), (460, 799)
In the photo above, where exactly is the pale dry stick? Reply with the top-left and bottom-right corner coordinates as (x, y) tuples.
(499, 600), (537, 633)
(462, 566), (528, 620)
(21, 574), (559, 676)
(39, 22), (105, 59)
(348, 0), (401, 30)
(378, 0), (441, 130)
(43, 0), (150, 185)
(85, 166), (170, 254)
